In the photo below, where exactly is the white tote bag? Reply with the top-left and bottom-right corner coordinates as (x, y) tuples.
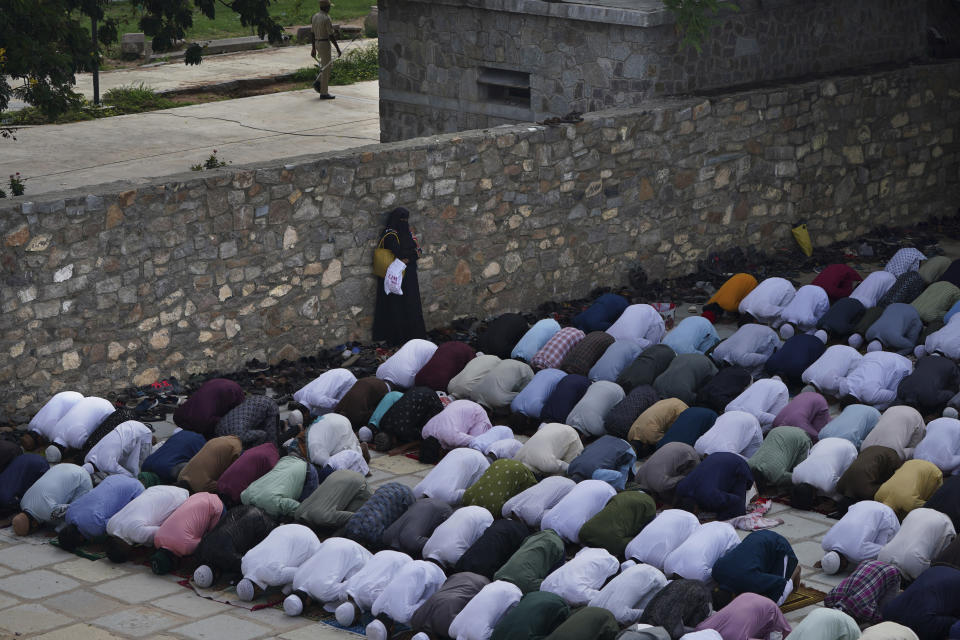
(384, 258), (405, 295)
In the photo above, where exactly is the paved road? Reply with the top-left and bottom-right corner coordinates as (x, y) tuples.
(1, 81), (380, 197)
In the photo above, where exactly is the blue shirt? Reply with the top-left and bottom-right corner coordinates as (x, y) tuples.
(512, 319), (561, 362)
(368, 391), (403, 429)
(510, 368), (566, 418)
(65, 475), (144, 538)
(588, 340), (645, 382)
(0, 454), (49, 512)
(764, 334), (827, 384)
(662, 317), (720, 354)
(573, 294), (630, 332)
(657, 407), (719, 450)
(818, 404), (881, 449)
(141, 429), (206, 482)
(21, 463), (92, 523)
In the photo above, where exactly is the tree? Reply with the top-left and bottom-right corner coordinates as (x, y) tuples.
(0, 0), (283, 120)
(0, 0), (118, 117)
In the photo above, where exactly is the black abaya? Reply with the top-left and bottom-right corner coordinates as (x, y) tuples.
(372, 208), (426, 345)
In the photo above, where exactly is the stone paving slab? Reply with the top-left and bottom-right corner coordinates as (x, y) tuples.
(0, 569), (81, 599)
(171, 612), (273, 640)
(94, 572), (185, 604)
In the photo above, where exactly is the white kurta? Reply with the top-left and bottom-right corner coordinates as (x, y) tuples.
(29, 391), (84, 439)
(487, 439), (524, 460)
(877, 507), (956, 580)
(293, 368), (357, 413)
(240, 524), (323, 589)
(502, 476), (576, 527)
(50, 396), (116, 449)
(414, 447), (491, 504)
(540, 547), (620, 606)
(836, 351), (913, 410)
(914, 417), (960, 475)
(694, 410), (764, 458)
(821, 500), (901, 564)
(290, 537), (372, 603)
(861, 405), (926, 461)
(421, 400), (493, 450)
(738, 277), (796, 325)
(624, 509), (702, 570)
(711, 324), (781, 376)
(779, 284), (831, 331)
(724, 377), (790, 433)
(342, 550), (413, 611)
(850, 271), (897, 308)
(469, 426), (515, 455)
(326, 450), (370, 476)
(306, 413), (362, 467)
(370, 560), (447, 623)
(791, 437), (859, 496)
(588, 563), (668, 625)
(447, 580), (523, 640)
(922, 314), (960, 359)
(376, 339), (438, 389)
(422, 506), (494, 567)
(106, 485), (189, 545)
(606, 304), (667, 346)
(84, 420), (153, 478)
(662, 521), (740, 582)
(801, 345), (863, 397)
(540, 479), (616, 543)
(513, 422), (584, 475)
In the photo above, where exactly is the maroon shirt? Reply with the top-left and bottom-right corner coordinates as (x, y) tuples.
(771, 391), (831, 441)
(216, 442), (279, 504)
(173, 378), (245, 436)
(414, 341), (476, 391)
(812, 264), (862, 302)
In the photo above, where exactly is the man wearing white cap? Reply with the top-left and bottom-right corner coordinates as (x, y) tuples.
(82, 420), (154, 481)
(414, 447), (490, 505)
(820, 500), (901, 575)
(365, 560), (447, 640)
(236, 523), (323, 601)
(283, 537), (372, 616)
(422, 505), (494, 568)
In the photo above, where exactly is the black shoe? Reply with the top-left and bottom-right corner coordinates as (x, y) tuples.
(319, 94), (335, 100)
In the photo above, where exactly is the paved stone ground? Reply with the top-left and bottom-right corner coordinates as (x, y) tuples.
(0, 307), (849, 639)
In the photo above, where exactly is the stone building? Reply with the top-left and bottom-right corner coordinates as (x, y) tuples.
(378, 0), (926, 141)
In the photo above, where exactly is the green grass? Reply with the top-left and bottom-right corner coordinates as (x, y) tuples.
(0, 84), (184, 125)
(101, 0), (372, 44)
(291, 42), (378, 85)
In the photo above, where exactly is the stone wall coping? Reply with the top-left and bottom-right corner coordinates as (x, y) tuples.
(2, 58), (957, 212)
(389, 0), (795, 28)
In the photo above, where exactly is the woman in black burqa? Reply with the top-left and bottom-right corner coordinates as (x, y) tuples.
(373, 207), (426, 346)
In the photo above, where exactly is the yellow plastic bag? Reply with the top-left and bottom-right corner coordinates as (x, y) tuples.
(373, 231), (399, 278)
(792, 223), (813, 257)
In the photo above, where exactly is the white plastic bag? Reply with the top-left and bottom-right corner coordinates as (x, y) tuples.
(384, 258), (405, 295)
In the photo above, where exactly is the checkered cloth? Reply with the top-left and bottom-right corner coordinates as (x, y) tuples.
(341, 481), (415, 548)
(215, 394), (280, 447)
(560, 331), (615, 376)
(604, 385), (659, 440)
(824, 560), (902, 624)
(531, 327), (585, 370)
(878, 271), (927, 307)
(80, 408), (135, 458)
(885, 248), (926, 277)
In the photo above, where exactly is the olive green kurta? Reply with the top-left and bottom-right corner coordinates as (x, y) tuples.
(543, 606), (619, 640)
(747, 426), (811, 489)
(494, 529), (565, 594)
(240, 455), (306, 518)
(294, 469), (370, 530)
(491, 591), (570, 640)
(578, 490), (656, 559)
(463, 459), (537, 517)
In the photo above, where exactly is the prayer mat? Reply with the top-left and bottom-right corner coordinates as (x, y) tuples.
(50, 536), (108, 561)
(780, 585), (827, 613)
(368, 451), (431, 475)
(177, 578), (285, 611)
(768, 493), (843, 519)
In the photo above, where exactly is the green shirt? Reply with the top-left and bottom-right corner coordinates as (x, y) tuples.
(463, 459), (536, 517)
(578, 490), (656, 559)
(748, 425), (811, 488)
(494, 529), (565, 593)
(240, 455), (306, 517)
(295, 469), (369, 530)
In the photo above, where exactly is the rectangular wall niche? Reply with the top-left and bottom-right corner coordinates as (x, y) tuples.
(478, 67), (531, 108)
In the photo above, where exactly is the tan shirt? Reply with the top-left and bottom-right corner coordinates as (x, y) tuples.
(628, 398), (689, 444)
(311, 11), (334, 41)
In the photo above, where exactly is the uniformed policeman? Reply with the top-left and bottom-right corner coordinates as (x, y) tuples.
(311, 0), (342, 99)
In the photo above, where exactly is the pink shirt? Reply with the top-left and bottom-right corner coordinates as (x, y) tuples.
(421, 399), (492, 449)
(152, 492), (224, 557)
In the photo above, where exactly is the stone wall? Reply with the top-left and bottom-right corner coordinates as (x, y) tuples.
(2, 61), (959, 418)
(378, 0), (926, 141)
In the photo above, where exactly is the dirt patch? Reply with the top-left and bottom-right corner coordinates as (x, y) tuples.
(166, 80), (310, 104)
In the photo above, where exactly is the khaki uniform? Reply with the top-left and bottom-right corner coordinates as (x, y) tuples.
(311, 11), (334, 95)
